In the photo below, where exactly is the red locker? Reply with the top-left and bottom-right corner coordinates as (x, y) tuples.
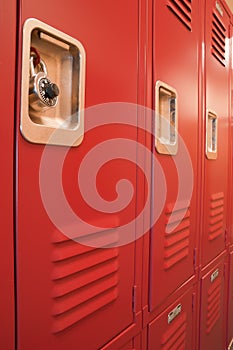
(101, 332), (142, 350)
(227, 248), (233, 349)
(229, 22), (233, 247)
(118, 337), (141, 350)
(149, 0), (199, 311)
(0, 0), (16, 348)
(148, 284), (195, 350)
(16, 1), (142, 349)
(199, 253), (226, 350)
(201, 0), (231, 266)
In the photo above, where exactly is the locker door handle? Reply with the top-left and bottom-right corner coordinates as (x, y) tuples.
(206, 109), (218, 160)
(155, 81), (178, 155)
(20, 18), (86, 147)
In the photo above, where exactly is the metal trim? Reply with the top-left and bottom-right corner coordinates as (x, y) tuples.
(155, 80), (178, 156)
(20, 18), (86, 147)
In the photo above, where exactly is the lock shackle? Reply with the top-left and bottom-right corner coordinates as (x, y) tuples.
(30, 57), (48, 78)
(30, 46), (41, 67)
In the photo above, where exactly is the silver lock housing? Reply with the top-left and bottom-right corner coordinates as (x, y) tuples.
(29, 58), (59, 111)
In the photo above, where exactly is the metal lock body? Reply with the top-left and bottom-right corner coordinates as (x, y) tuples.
(29, 57), (59, 111)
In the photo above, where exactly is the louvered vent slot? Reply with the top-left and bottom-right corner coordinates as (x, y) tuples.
(51, 229), (119, 333)
(209, 192), (224, 241)
(161, 313), (187, 349)
(167, 0), (192, 31)
(164, 203), (190, 270)
(206, 278), (221, 334)
(211, 12), (226, 66)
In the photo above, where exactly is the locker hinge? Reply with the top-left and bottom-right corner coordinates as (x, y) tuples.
(192, 293), (195, 313)
(193, 248), (197, 270)
(225, 229), (228, 245)
(132, 285), (137, 313)
(224, 262), (227, 278)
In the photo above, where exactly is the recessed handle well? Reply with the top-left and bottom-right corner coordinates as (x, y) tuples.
(155, 81), (178, 155)
(20, 18), (86, 147)
(206, 109), (218, 160)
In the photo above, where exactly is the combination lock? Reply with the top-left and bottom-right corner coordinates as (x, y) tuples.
(29, 56), (60, 111)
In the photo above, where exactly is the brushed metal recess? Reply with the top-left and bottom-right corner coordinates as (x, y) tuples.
(20, 18), (86, 146)
(155, 81), (178, 155)
(206, 109), (218, 159)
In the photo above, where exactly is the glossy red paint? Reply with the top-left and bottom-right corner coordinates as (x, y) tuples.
(148, 284), (196, 350)
(4, 0), (233, 349)
(0, 0), (16, 348)
(101, 332), (142, 350)
(199, 251), (227, 350)
(227, 247), (233, 349)
(140, 0), (153, 325)
(16, 1), (143, 349)
(149, 0), (199, 311)
(229, 20), (233, 247)
(201, 0), (231, 267)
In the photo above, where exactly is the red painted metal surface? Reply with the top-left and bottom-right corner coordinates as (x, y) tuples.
(149, 0), (199, 311)
(140, 0), (153, 322)
(6, 0), (233, 349)
(199, 252), (226, 350)
(0, 0), (16, 349)
(16, 1), (142, 349)
(229, 21), (233, 247)
(148, 284), (195, 350)
(102, 332), (142, 350)
(201, 0), (231, 267)
(227, 248), (233, 349)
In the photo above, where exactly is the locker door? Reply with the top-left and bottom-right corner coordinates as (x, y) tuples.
(150, 0), (199, 310)
(101, 333), (142, 350)
(227, 249), (233, 349)
(0, 0), (16, 348)
(199, 256), (226, 350)
(201, 0), (230, 266)
(16, 1), (140, 349)
(148, 286), (195, 350)
(230, 24), (233, 247)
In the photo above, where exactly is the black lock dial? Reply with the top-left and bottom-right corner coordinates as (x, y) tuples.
(44, 82), (60, 99)
(39, 77), (59, 107)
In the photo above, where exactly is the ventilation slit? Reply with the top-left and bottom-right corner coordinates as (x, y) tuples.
(211, 11), (226, 66)
(51, 230), (120, 333)
(167, 0), (192, 31)
(209, 193), (224, 241)
(164, 203), (191, 270)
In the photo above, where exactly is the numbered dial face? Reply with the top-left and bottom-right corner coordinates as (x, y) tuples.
(38, 77), (59, 107)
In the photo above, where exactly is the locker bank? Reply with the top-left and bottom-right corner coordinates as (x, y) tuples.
(1, 0), (233, 349)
